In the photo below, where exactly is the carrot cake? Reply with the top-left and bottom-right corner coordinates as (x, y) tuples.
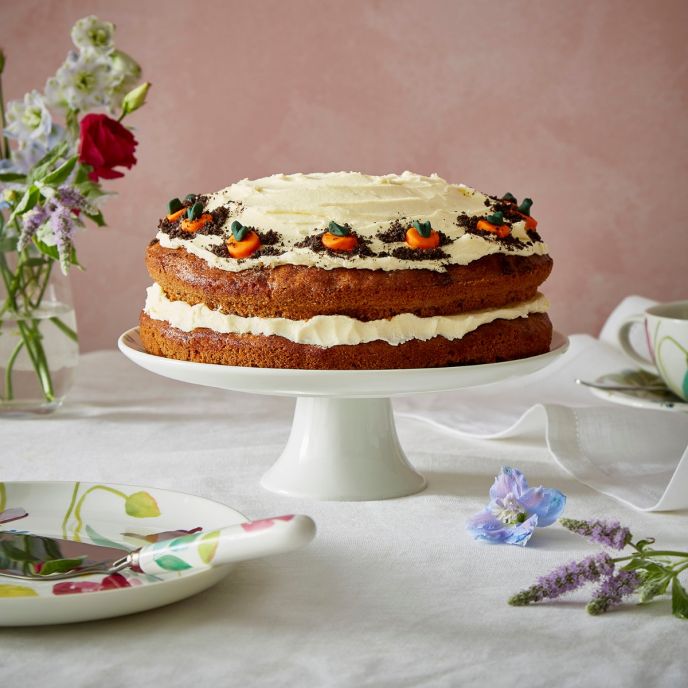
(140, 172), (553, 369)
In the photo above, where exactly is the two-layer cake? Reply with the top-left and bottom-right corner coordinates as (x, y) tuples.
(140, 172), (553, 369)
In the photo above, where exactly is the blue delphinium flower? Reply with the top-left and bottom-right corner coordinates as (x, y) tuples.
(466, 466), (566, 546)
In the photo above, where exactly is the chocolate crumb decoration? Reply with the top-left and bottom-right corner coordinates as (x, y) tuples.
(378, 220), (407, 243)
(391, 245), (449, 261)
(258, 229), (280, 246)
(210, 242), (231, 258)
(196, 206), (229, 236)
(457, 212), (528, 250)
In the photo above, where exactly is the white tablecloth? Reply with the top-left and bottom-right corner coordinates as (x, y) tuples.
(0, 351), (686, 687)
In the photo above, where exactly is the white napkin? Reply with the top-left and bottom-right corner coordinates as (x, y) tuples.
(396, 296), (688, 512)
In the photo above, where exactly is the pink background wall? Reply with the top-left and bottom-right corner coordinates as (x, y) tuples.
(2, 0), (687, 351)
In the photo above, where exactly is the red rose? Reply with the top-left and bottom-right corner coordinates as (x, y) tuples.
(78, 113), (138, 181)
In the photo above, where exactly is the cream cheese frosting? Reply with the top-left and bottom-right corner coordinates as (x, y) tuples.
(144, 282), (549, 347)
(157, 172), (547, 273)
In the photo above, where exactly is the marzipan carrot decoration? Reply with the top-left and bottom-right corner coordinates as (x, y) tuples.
(322, 221), (358, 252)
(166, 197), (186, 222)
(502, 193), (538, 230)
(516, 198), (538, 230)
(405, 220), (440, 249)
(477, 211), (510, 238)
(227, 221), (261, 258)
(180, 201), (212, 233)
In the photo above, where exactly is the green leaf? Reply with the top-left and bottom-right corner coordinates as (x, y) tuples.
(154, 554), (192, 571)
(74, 164), (92, 185)
(85, 524), (132, 552)
(411, 220), (433, 238)
(28, 142), (70, 182)
(485, 211), (505, 226)
(83, 208), (106, 227)
(328, 221), (350, 237)
(40, 155), (77, 186)
(231, 220), (249, 241)
(32, 238), (79, 267)
(8, 185), (40, 222)
(36, 557), (86, 576)
(672, 577), (688, 620)
(635, 539), (656, 551)
(636, 570), (672, 603)
(0, 172), (26, 183)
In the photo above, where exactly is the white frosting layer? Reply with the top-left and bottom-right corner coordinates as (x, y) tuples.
(144, 282), (549, 347)
(157, 172), (547, 273)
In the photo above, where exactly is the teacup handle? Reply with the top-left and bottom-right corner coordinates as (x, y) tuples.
(618, 315), (656, 373)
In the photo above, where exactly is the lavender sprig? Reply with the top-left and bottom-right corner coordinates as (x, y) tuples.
(509, 553), (614, 606)
(509, 517), (688, 620)
(587, 570), (642, 615)
(560, 518), (631, 550)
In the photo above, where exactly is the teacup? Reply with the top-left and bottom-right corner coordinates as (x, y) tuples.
(617, 300), (688, 401)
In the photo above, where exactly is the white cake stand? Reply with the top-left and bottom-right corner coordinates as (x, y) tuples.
(118, 328), (568, 501)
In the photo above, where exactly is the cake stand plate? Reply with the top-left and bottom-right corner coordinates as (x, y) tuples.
(118, 329), (568, 501)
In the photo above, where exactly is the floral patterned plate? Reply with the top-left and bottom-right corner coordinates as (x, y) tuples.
(0, 481), (247, 626)
(587, 369), (688, 413)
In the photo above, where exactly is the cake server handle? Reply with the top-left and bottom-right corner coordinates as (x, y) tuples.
(131, 515), (316, 575)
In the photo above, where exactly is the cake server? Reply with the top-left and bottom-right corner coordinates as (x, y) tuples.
(0, 514), (315, 581)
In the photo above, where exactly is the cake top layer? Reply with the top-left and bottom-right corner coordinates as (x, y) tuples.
(156, 172), (548, 273)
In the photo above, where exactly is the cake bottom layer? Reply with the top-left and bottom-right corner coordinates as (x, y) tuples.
(139, 311), (553, 370)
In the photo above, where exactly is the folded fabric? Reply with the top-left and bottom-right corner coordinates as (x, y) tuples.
(396, 296), (688, 512)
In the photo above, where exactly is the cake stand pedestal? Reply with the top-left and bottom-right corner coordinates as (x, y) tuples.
(118, 329), (568, 501)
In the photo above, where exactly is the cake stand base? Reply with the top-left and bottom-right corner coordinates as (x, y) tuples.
(261, 397), (425, 500)
(118, 328), (568, 502)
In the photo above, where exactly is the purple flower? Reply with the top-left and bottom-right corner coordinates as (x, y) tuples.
(587, 570), (642, 615)
(509, 553), (615, 606)
(18, 186), (88, 272)
(18, 205), (50, 251)
(466, 467), (566, 546)
(560, 518), (632, 550)
(49, 203), (75, 273)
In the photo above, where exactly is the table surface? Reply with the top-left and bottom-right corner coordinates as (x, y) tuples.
(0, 351), (685, 687)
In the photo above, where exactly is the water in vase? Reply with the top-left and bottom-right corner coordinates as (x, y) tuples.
(0, 304), (78, 415)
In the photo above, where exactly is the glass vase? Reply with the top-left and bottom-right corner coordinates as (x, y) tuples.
(0, 249), (78, 416)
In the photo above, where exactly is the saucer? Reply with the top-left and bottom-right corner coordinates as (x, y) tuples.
(0, 481), (247, 626)
(587, 369), (688, 413)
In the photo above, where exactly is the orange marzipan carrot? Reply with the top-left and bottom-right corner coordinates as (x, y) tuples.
(321, 232), (358, 252)
(227, 230), (261, 258)
(405, 227), (440, 249)
(180, 213), (213, 233)
(166, 208), (186, 222)
(518, 213), (538, 230)
(476, 219), (510, 238)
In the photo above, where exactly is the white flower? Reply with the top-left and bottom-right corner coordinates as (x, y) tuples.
(4, 90), (53, 146)
(71, 16), (115, 52)
(105, 50), (142, 113)
(46, 50), (113, 111)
